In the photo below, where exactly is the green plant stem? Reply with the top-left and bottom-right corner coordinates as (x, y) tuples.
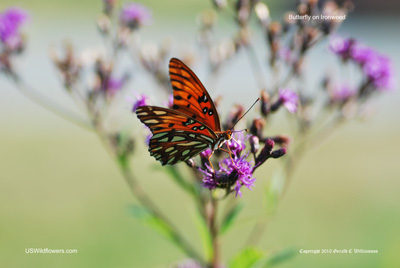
(11, 74), (92, 131)
(118, 160), (205, 264)
(210, 198), (220, 268)
(245, 217), (268, 246)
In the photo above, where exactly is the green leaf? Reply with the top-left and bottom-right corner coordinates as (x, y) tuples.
(250, 247), (297, 268)
(229, 247), (264, 268)
(265, 247), (297, 267)
(193, 209), (213, 260)
(128, 205), (177, 245)
(220, 203), (244, 235)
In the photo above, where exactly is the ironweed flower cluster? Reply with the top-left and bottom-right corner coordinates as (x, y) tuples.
(199, 132), (285, 198)
(0, 7), (28, 75)
(330, 36), (395, 92)
(0, 7), (28, 49)
(120, 3), (152, 30)
(2, 1), (396, 268)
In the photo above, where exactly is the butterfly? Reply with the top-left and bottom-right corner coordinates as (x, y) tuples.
(135, 58), (234, 168)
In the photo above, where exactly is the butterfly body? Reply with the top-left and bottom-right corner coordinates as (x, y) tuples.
(135, 58), (232, 166)
(212, 131), (232, 151)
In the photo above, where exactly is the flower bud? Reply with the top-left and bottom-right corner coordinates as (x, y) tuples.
(270, 98), (282, 112)
(268, 21), (281, 37)
(249, 135), (260, 154)
(50, 43), (82, 88)
(255, 139), (274, 167)
(103, 0), (116, 16)
(97, 15), (111, 35)
(260, 90), (270, 116)
(185, 159), (196, 168)
(249, 117), (265, 138)
(270, 147), (287, 158)
(198, 10), (217, 29)
(255, 2), (270, 28)
(297, 3), (309, 16)
(223, 105), (244, 131)
(269, 135), (291, 148)
(236, 0), (252, 25)
(0, 52), (13, 75)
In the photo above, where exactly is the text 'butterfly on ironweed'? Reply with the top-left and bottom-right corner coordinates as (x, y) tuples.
(135, 58), (255, 169)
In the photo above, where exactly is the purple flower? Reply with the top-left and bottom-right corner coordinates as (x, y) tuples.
(278, 47), (293, 63)
(200, 148), (212, 159)
(278, 89), (298, 113)
(227, 154), (256, 197)
(329, 36), (352, 58)
(163, 94), (173, 108)
(131, 93), (149, 111)
(120, 3), (151, 29)
(0, 7), (28, 46)
(200, 164), (220, 190)
(350, 43), (395, 91)
(331, 85), (355, 102)
(331, 37), (396, 91)
(200, 151), (256, 198)
(129, 92), (151, 145)
(144, 127), (152, 146)
(106, 76), (125, 95)
(222, 154), (255, 198)
(349, 43), (376, 66)
(363, 55), (395, 91)
(227, 132), (247, 156)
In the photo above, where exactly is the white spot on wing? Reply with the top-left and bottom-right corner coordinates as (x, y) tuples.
(145, 119), (159, 124)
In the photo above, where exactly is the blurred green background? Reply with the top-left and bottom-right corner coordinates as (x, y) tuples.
(1, 0), (399, 267)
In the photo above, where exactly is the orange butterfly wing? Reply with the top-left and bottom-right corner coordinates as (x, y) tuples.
(169, 58), (222, 132)
(136, 106), (218, 165)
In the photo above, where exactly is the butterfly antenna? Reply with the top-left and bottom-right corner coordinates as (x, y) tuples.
(231, 97), (260, 130)
(232, 129), (248, 133)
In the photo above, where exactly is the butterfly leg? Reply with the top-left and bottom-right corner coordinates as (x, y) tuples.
(219, 147), (235, 165)
(219, 146), (244, 173)
(207, 152), (215, 173)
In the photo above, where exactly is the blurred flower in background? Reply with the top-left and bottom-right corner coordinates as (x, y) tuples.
(0, 7), (28, 49)
(330, 36), (395, 92)
(120, 2), (152, 30)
